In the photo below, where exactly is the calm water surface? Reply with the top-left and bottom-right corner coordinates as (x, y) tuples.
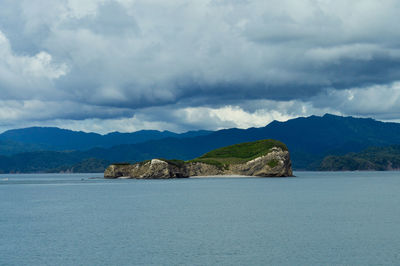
(1, 172), (400, 265)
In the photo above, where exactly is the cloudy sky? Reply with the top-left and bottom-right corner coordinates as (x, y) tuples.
(1, 0), (400, 133)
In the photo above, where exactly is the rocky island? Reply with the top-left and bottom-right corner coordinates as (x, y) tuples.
(104, 139), (293, 178)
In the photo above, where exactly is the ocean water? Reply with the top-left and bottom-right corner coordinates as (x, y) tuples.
(1, 172), (400, 266)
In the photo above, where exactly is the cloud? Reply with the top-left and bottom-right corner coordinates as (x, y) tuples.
(311, 82), (400, 120)
(0, 30), (68, 99)
(0, 0), (400, 132)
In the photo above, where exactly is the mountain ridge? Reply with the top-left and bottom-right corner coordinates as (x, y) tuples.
(2, 114), (400, 173)
(320, 145), (400, 171)
(0, 127), (212, 155)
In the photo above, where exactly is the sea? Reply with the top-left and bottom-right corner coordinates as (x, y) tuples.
(1, 171), (399, 266)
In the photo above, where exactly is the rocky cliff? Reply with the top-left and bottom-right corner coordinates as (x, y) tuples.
(104, 140), (293, 178)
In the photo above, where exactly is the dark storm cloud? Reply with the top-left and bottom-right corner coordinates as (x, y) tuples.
(1, 0), (400, 132)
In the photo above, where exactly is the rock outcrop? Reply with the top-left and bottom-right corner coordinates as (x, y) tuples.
(104, 159), (185, 179)
(104, 147), (292, 179)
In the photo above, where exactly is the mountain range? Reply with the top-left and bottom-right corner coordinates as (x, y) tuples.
(0, 127), (211, 153)
(320, 145), (400, 171)
(2, 113), (400, 173)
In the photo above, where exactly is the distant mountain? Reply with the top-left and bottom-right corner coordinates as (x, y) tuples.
(78, 114), (400, 170)
(0, 151), (82, 173)
(258, 114), (400, 169)
(3, 114), (400, 173)
(0, 127), (212, 155)
(320, 145), (400, 171)
(0, 139), (45, 155)
(50, 158), (111, 173)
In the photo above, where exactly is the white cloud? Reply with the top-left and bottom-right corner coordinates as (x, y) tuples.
(306, 44), (385, 63)
(24, 52), (68, 79)
(312, 82), (400, 119)
(0, 30), (68, 100)
(1, 0), (400, 132)
(177, 106), (292, 130)
(0, 99), (133, 124)
(0, 98), (332, 134)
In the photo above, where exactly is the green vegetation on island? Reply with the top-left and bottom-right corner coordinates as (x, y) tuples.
(111, 139), (288, 170)
(187, 139), (288, 169)
(105, 139), (292, 178)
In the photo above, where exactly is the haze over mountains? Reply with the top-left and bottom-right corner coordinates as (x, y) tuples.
(2, 113), (400, 173)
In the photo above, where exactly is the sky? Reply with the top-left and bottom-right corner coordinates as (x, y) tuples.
(1, 0), (400, 134)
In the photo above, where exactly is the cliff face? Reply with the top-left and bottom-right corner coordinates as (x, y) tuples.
(104, 147), (292, 179)
(104, 159), (185, 179)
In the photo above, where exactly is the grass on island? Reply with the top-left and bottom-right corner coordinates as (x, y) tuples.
(188, 139), (287, 168)
(267, 159), (279, 168)
(113, 139), (287, 170)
